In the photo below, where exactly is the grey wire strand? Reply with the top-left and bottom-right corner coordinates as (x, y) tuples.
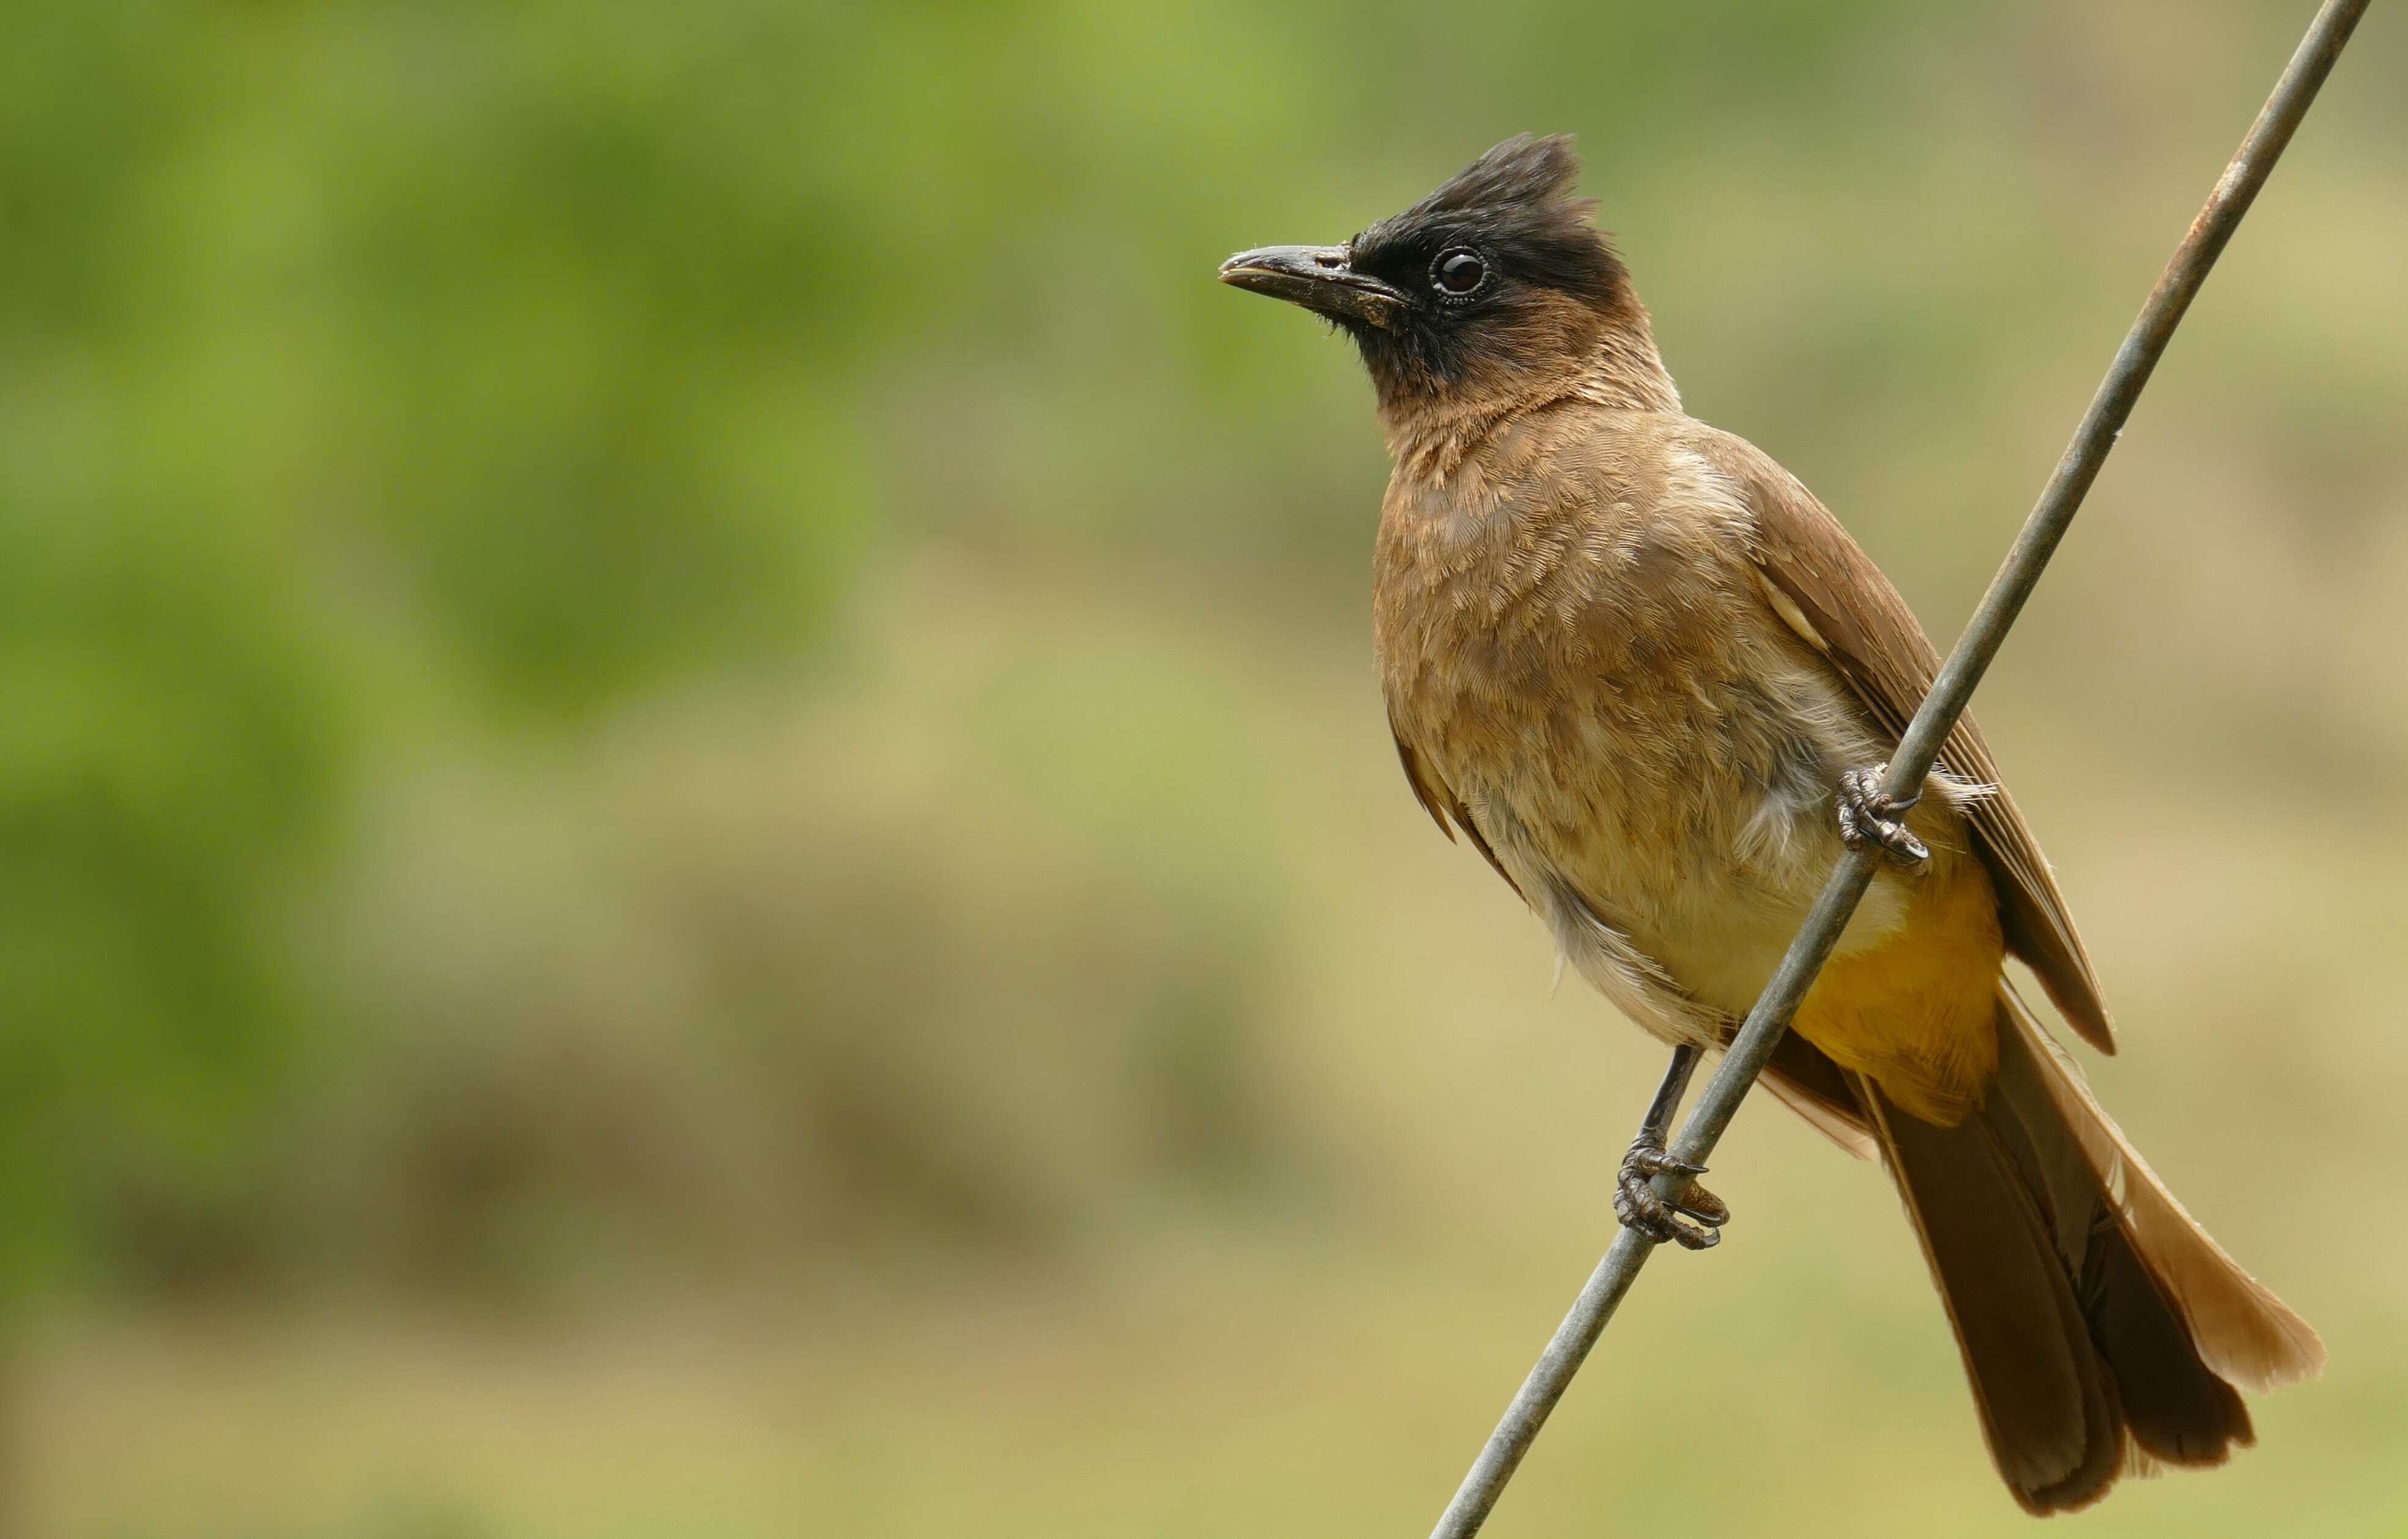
(1425, 3), (2373, 1533)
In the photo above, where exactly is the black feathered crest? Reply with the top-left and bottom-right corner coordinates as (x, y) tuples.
(1353, 135), (1624, 309)
(1412, 133), (1585, 219)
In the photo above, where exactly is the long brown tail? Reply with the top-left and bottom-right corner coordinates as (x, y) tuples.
(1842, 987), (2322, 1515)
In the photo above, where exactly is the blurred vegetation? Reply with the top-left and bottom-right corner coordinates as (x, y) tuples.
(2, 0), (2406, 1534)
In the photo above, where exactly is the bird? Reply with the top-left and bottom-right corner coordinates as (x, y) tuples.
(1218, 134), (2321, 1514)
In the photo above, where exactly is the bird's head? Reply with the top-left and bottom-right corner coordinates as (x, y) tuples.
(1220, 135), (1671, 417)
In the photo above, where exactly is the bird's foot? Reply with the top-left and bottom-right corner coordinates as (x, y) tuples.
(1615, 1138), (1728, 1250)
(1837, 765), (1928, 868)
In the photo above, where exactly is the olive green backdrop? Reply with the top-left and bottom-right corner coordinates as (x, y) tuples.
(5, 1), (2405, 1533)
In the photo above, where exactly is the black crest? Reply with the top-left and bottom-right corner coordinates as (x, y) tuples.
(1352, 135), (1624, 311)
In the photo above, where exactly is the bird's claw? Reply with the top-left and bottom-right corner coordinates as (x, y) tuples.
(1837, 765), (1928, 868)
(1615, 1137), (1728, 1250)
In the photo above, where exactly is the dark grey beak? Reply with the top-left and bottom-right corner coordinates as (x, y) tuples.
(1218, 244), (1409, 332)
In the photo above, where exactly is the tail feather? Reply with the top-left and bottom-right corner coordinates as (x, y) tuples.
(2081, 1214), (2249, 1467)
(1857, 1069), (2125, 1512)
(1758, 1029), (1876, 1159)
(1843, 985), (2318, 1513)
(1996, 985), (2325, 1392)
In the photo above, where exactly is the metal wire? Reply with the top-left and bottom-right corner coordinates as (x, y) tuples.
(1426, 2), (2373, 1533)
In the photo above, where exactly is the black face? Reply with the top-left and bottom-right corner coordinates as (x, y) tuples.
(1220, 135), (1627, 398)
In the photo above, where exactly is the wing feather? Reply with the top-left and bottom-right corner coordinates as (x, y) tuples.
(1697, 428), (2117, 1053)
(1391, 713), (1525, 901)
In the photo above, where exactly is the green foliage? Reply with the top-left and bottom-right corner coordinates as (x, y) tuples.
(2, 0), (2403, 1332)
(0, 0), (882, 1290)
(4, 0), (2407, 1532)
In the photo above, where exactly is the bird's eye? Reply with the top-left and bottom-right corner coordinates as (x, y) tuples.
(1434, 249), (1487, 297)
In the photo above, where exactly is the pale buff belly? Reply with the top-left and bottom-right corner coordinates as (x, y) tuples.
(1425, 684), (1936, 1050)
(1447, 718), (2001, 1122)
(1461, 746), (1921, 1009)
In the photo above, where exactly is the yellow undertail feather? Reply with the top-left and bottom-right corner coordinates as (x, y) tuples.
(1791, 852), (2003, 1126)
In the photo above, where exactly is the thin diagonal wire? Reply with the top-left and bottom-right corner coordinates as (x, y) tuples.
(1426, 3), (2372, 1534)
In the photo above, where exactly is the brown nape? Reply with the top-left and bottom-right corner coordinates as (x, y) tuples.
(1580, 291), (1683, 414)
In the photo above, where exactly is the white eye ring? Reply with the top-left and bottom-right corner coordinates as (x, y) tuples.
(1433, 248), (1487, 299)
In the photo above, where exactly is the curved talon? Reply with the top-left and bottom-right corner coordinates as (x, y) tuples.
(1837, 765), (1929, 867)
(1615, 1137), (1728, 1250)
(1621, 1144), (1705, 1179)
(1670, 1182), (1728, 1227)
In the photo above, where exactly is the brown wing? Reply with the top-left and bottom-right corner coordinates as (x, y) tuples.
(1391, 712), (1524, 902)
(1699, 428), (2116, 1054)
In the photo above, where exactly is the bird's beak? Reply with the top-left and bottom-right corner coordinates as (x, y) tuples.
(1218, 244), (1409, 332)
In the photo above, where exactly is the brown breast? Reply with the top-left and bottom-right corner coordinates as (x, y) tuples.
(1373, 403), (1889, 1001)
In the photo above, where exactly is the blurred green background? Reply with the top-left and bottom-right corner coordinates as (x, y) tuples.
(5, 1), (2405, 1533)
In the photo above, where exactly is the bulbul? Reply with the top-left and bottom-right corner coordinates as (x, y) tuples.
(1220, 135), (2321, 1513)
